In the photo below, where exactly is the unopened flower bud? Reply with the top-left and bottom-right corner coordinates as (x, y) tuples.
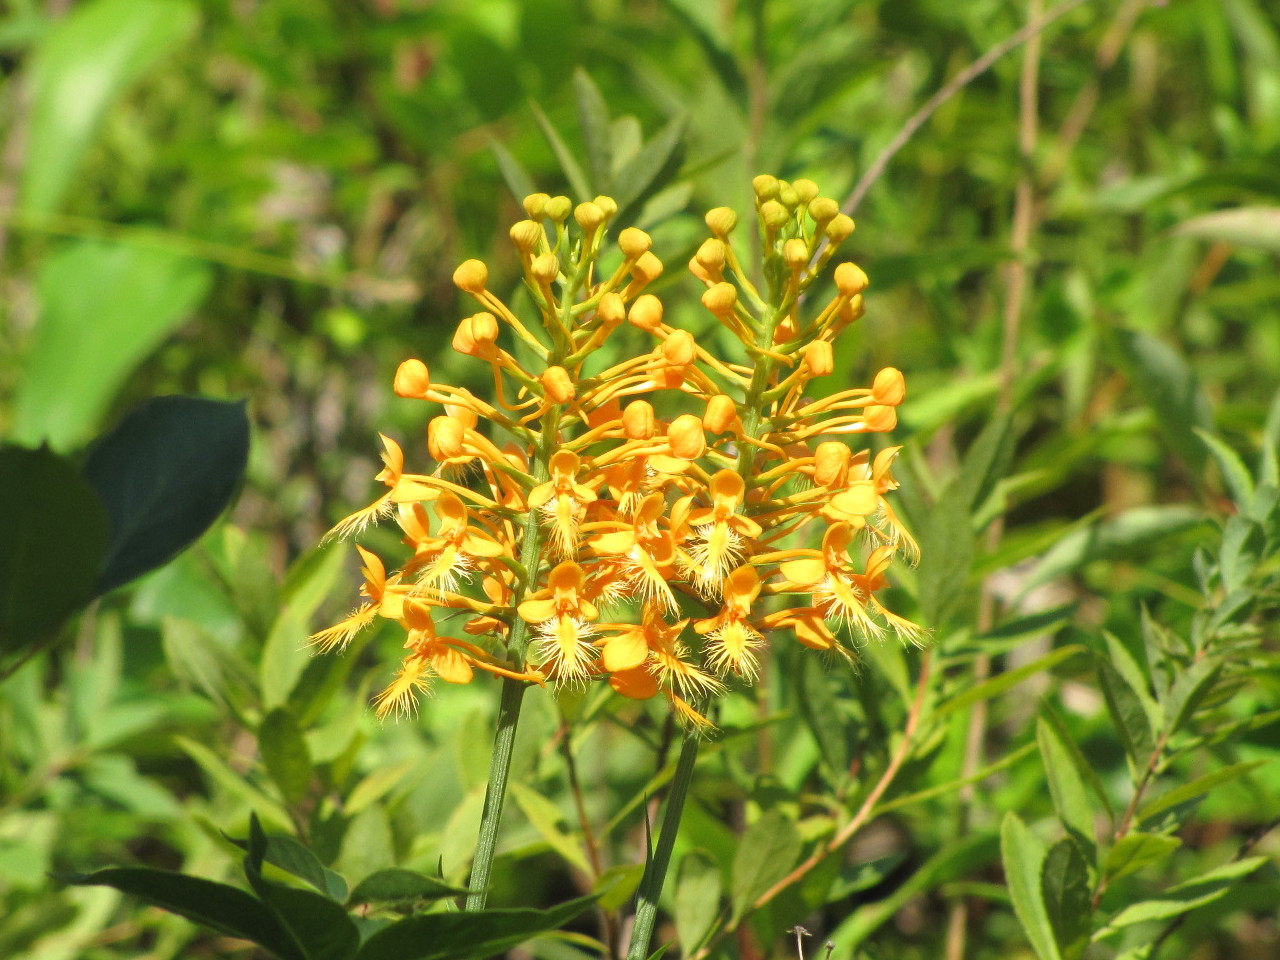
(393, 358), (431, 398)
(695, 238), (727, 271)
(667, 414), (706, 460)
(628, 294), (664, 332)
(597, 292), (625, 327)
(428, 416), (465, 460)
(774, 315), (799, 344)
(835, 262), (869, 296)
(803, 339), (834, 377)
(752, 174), (780, 200)
(783, 238), (808, 269)
(813, 441), (851, 486)
(825, 213), (855, 243)
(545, 196), (572, 221)
(574, 201), (605, 232)
(541, 365), (576, 403)
(778, 183), (799, 209)
(618, 227), (652, 259)
(453, 312), (499, 356)
(592, 195), (618, 219)
(662, 329), (697, 367)
(703, 394), (740, 434)
(510, 219), (543, 253)
(701, 282), (738, 317)
(705, 206), (737, 236)
(630, 251), (664, 283)
(453, 259), (488, 294)
(623, 400), (656, 439)
(861, 404), (897, 432)
(523, 192), (550, 219)
(872, 367), (906, 406)
(792, 179), (820, 204)
(531, 252), (560, 284)
(760, 199), (789, 230)
(808, 196), (839, 224)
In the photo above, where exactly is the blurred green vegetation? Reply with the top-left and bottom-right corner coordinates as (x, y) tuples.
(2, 0), (1280, 958)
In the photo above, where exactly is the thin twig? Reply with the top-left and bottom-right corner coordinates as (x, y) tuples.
(843, 0), (1093, 216)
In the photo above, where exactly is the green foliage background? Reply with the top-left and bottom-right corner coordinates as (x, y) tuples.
(2, 0), (1279, 958)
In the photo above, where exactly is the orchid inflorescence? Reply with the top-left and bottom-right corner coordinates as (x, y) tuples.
(310, 176), (921, 727)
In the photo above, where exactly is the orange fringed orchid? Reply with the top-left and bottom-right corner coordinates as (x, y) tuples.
(310, 178), (921, 726)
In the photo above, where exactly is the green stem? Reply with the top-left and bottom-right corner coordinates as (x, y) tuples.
(625, 728), (701, 960)
(465, 675), (528, 911)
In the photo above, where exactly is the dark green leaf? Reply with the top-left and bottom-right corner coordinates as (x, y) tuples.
(674, 851), (721, 953)
(916, 481), (975, 628)
(955, 413), (1016, 515)
(593, 863), (644, 912)
(0, 446), (108, 658)
(730, 810), (800, 921)
(795, 653), (849, 781)
(348, 869), (467, 906)
(938, 647), (1086, 716)
(1109, 328), (1213, 473)
(1000, 812), (1061, 960)
(1137, 761), (1266, 826)
(259, 708), (312, 807)
(657, 0), (746, 97)
(488, 137), (537, 204)
(612, 117), (686, 224)
(1103, 834), (1181, 884)
(1164, 658), (1224, 737)
(1097, 857), (1268, 934)
(1194, 429), (1255, 508)
(1095, 657), (1156, 773)
(353, 897), (597, 960)
(1041, 839), (1091, 960)
(63, 867), (303, 960)
(1036, 718), (1095, 856)
(530, 101), (592, 201)
(573, 69), (612, 191)
(83, 396), (249, 594)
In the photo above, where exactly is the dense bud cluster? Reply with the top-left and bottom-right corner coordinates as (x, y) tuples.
(311, 181), (920, 726)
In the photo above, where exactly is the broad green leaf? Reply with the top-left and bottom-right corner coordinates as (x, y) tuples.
(1041, 839), (1091, 960)
(955, 412), (1016, 515)
(1103, 834), (1181, 884)
(259, 708), (312, 807)
(348, 869), (467, 906)
(261, 544), (346, 710)
(658, 0), (746, 97)
(226, 832), (348, 903)
(938, 647), (1086, 716)
(13, 242), (212, 450)
(1039, 700), (1115, 818)
(573, 69), (612, 190)
(344, 758), (419, 817)
(62, 867), (303, 960)
(1109, 328), (1213, 473)
(353, 896), (597, 960)
(1096, 857), (1268, 935)
(337, 806), (395, 889)
(730, 809), (800, 920)
(83, 396), (249, 594)
(511, 782), (592, 875)
(795, 653), (849, 781)
(978, 604), (1078, 647)
(489, 136), (536, 203)
(1164, 658), (1223, 737)
(1095, 658), (1156, 772)
(612, 117), (686, 225)
(674, 851), (721, 953)
(1194, 429), (1255, 508)
(876, 743), (1037, 817)
(22, 0), (199, 212)
(1172, 206), (1280, 252)
(0, 446), (108, 659)
(245, 818), (360, 960)
(916, 481), (975, 628)
(1101, 633), (1163, 736)
(1137, 761), (1266, 826)
(1036, 718), (1095, 855)
(530, 101), (592, 201)
(1000, 812), (1061, 960)
(593, 863), (645, 912)
(174, 736), (293, 832)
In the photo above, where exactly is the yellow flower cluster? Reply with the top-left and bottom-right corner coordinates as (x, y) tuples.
(311, 177), (920, 726)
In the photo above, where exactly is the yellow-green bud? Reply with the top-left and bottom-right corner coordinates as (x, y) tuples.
(695, 238), (727, 270)
(752, 174), (780, 200)
(597, 292), (626, 326)
(592, 195), (618, 219)
(705, 206), (737, 236)
(509, 219), (543, 253)
(778, 183), (799, 209)
(574, 201), (605, 232)
(531, 252), (560, 284)
(618, 227), (652, 259)
(761, 200), (789, 230)
(783, 239), (808, 269)
(628, 294), (664, 331)
(792, 179), (820, 204)
(807, 196), (839, 224)
(825, 213), (855, 243)
(803, 339), (834, 377)
(834, 261), (869, 296)
(630, 251), (664, 283)
(453, 259), (488, 294)
(523, 193), (550, 219)
(394, 358), (431, 398)
(545, 195), (572, 222)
